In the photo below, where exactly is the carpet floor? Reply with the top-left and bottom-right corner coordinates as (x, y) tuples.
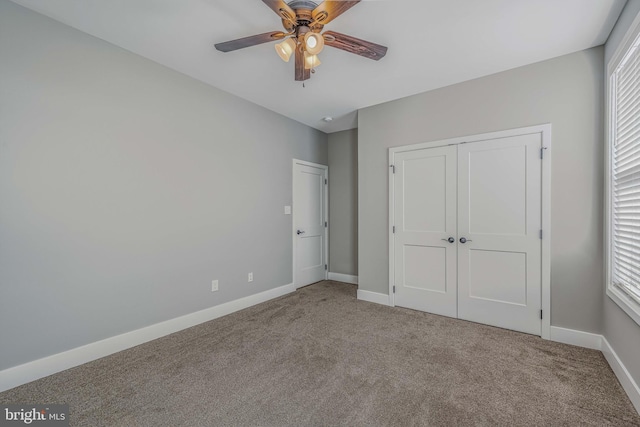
(1, 281), (639, 426)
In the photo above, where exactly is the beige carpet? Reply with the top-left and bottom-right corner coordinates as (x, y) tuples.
(1, 281), (639, 426)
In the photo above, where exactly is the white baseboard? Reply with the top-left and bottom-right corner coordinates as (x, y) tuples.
(0, 283), (295, 393)
(356, 289), (390, 306)
(549, 326), (603, 350)
(547, 326), (639, 415)
(601, 337), (640, 414)
(328, 272), (358, 285)
(2, 286), (638, 416)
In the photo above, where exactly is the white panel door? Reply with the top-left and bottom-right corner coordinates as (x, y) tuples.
(457, 134), (542, 335)
(294, 162), (327, 288)
(393, 146), (458, 317)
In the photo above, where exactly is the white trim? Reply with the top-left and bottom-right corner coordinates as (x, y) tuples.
(602, 336), (640, 414)
(357, 289), (391, 306)
(2, 289), (639, 415)
(605, 10), (640, 327)
(388, 148), (395, 307)
(328, 272), (358, 284)
(0, 283), (295, 393)
(549, 326), (602, 350)
(388, 124), (552, 339)
(388, 124), (550, 153)
(607, 286), (640, 326)
(607, 7), (640, 76)
(547, 327), (639, 414)
(540, 126), (552, 339)
(292, 159), (329, 289)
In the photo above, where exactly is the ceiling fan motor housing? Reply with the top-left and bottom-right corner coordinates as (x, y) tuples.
(281, 0), (324, 32)
(287, 0), (319, 11)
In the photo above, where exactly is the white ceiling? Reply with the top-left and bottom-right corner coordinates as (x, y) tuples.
(11, 0), (626, 133)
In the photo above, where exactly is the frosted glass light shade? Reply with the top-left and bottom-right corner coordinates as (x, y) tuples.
(304, 52), (321, 70)
(275, 38), (296, 62)
(304, 32), (324, 55)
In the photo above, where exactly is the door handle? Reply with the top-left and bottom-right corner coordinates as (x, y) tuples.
(441, 237), (455, 243)
(297, 230), (305, 235)
(459, 237), (472, 243)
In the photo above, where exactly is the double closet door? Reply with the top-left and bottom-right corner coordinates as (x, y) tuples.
(392, 133), (542, 335)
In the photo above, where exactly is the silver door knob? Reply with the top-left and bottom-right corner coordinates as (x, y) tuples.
(297, 230), (305, 235)
(459, 237), (472, 243)
(441, 237), (455, 243)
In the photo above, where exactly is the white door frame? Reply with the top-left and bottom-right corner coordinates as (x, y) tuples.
(388, 124), (552, 339)
(293, 159), (329, 288)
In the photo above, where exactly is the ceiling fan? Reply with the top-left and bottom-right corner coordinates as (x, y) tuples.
(214, 0), (388, 82)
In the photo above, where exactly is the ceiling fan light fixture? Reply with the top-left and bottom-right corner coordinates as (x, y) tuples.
(304, 52), (321, 70)
(304, 32), (324, 55)
(275, 38), (296, 62)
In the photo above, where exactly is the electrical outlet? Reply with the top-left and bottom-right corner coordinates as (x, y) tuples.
(212, 280), (219, 292)
(248, 272), (253, 282)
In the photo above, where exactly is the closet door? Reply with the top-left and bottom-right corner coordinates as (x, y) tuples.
(457, 134), (542, 335)
(393, 146), (458, 317)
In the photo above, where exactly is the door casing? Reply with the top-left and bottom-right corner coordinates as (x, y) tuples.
(388, 124), (552, 339)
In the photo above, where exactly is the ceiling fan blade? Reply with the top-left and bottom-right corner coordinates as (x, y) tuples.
(295, 46), (310, 81)
(215, 31), (286, 52)
(312, 1), (360, 25)
(323, 31), (387, 60)
(262, 0), (297, 24)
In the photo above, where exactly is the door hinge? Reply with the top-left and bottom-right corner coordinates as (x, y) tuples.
(325, 264), (327, 271)
(390, 165), (395, 174)
(325, 221), (327, 227)
(393, 285), (396, 293)
(540, 147), (547, 159)
(540, 310), (543, 320)
(325, 178), (327, 185)
(392, 226), (395, 233)
(539, 230), (543, 239)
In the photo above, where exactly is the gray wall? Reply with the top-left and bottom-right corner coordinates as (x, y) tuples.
(603, 0), (640, 390)
(358, 47), (604, 333)
(328, 129), (358, 276)
(0, 0), (327, 370)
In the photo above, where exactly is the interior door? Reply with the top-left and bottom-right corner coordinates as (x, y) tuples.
(457, 134), (542, 335)
(293, 161), (327, 288)
(393, 146), (458, 317)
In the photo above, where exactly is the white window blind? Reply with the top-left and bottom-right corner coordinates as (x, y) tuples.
(611, 29), (640, 307)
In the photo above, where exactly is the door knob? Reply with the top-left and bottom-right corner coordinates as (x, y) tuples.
(441, 237), (455, 243)
(297, 230), (305, 235)
(459, 237), (472, 243)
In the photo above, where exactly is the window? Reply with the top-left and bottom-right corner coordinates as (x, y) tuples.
(607, 11), (640, 326)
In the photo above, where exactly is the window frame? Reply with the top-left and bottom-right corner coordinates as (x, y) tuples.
(606, 9), (640, 327)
